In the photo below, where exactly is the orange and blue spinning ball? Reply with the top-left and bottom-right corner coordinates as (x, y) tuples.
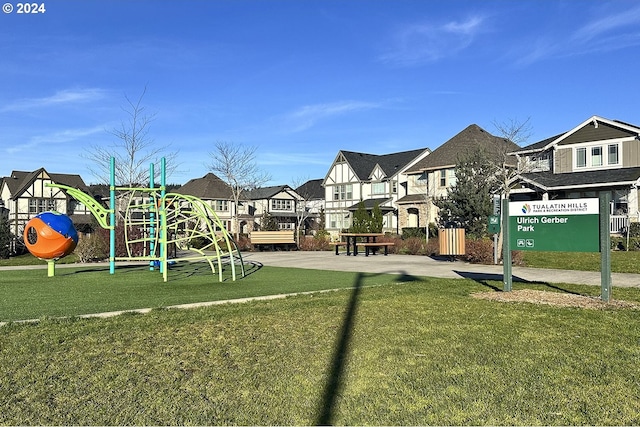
(24, 211), (79, 260)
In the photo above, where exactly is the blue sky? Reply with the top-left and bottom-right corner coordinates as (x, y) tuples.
(2, 0), (640, 186)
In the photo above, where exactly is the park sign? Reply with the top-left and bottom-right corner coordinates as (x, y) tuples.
(508, 198), (600, 252)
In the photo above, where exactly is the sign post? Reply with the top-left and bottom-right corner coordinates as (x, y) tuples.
(503, 196), (611, 301)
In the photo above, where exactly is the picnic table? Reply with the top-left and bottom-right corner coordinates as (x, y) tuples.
(331, 232), (394, 256)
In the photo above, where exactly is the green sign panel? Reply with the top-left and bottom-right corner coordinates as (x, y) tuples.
(488, 215), (500, 234)
(508, 198), (600, 252)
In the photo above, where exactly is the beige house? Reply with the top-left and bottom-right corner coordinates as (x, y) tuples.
(243, 185), (304, 232)
(401, 124), (519, 230)
(0, 168), (93, 251)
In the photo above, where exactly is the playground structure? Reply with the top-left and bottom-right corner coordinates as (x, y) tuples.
(47, 157), (244, 282)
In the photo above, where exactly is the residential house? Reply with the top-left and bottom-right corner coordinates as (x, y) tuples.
(323, 148), (431, 236)
(173, 172), (236, 233)
(244, 185), (304, 232)
(0, 168), (93, 251)
(402, 124), (519, 231)
(508, 115), (640, 234)
(295, 178), (325, 234)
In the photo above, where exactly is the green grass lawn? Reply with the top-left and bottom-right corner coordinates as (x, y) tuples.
(1, 276), (640, 425)
(521, 250), (640, 273)
(0, 262), (398, 322)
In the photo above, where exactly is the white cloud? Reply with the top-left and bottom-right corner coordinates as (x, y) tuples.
(513, 4), (640, 66)
(1, 88), (108, 112)
(282, 100), (381, 133)
(380, 15), (486, 66)
(5, 126), (105, 154)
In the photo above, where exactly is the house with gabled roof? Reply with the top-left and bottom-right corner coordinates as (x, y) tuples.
(243, 185), (304, 232)
(323, 147), (431, 235)
(402, 124), (519, 230)
(0, 168), (93, 251)
(173, 172), (236, 232)
(295, 178), (325, 233)
(508, 115), (640, 234)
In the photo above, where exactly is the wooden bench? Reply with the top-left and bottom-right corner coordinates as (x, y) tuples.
(329, 241), (348, 255)
(357, 242), (395, 256)
(250, 230), (297, 251)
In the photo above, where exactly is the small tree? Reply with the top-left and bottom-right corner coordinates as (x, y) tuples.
(434, 148), (501, 238)
(259, 211), (279, 231)
(350, 201), (370, 233)
(370, 203), (383, 233)
(0, 215), (11, 259)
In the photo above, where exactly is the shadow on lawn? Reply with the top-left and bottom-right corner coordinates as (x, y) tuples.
(64, 260), (263, 282)
(453, 270), (585, 296)
(316, 270), (419, 426)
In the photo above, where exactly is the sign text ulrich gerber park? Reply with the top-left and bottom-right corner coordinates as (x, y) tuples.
(509, 198), (600, 252)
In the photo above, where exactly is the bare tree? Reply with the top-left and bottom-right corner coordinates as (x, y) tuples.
(491, 117), (534, 260)
(291, 176), (317, 247)
(207, 141), (271, 239)
(83, 87), (180, 186)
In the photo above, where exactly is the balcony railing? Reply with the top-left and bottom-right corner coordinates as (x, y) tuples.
(610, 215), (628, 235)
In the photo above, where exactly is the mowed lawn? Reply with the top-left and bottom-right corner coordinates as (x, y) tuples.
(1, 261), (640, 425)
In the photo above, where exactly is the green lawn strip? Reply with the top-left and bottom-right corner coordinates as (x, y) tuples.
(0, 263), (409, 322)
(521, 250), (640, 273)
(1, 279), (639, 425)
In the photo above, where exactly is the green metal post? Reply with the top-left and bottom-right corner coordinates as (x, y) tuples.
(109, 157), (116, 275)
(160, 157), (167, 281)
(502, 198), (512, 292)
(149, 162), (155, 271)
(600, 193), (611, 302)
(47, 260), (55, 277)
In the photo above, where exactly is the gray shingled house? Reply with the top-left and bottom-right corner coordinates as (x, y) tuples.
(508, 115), (640, 234)
(173, 172), (237, 233)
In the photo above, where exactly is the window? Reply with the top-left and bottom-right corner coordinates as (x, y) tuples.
(576, 148), (587, 168)
(372, 182), (385, 195)
(215, 200), (228, 211)
(391, 180), (397, 193)
(333, 184), (353, 200)
(591, 146), (602, 166)
(608, 144), (619, 165)
(576, 143), (620, 168)
(29, 198), (56, 214)
(439, 170), (446, 187)
(439, 169), (456, 187)
(271, 199), (292, 211)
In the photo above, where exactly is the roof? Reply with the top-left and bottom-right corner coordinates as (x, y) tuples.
(336, 147), (429, 181)
(244, 185), (294, 200)
(174, 172), (233, 199)
(295, 179), (324, 199)
(512, 115), (640, 155)
(406, 124), (519, 173)
(396, 194), (427, 204)
(519, 167), (640, 191)
(2, 168), (90, 200)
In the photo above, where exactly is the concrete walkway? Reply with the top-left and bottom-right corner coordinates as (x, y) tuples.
(3, 252), (640, 288)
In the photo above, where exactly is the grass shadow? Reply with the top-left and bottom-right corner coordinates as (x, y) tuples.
(454, 270), (586, 296)
(316, 272), (366, 426)
(453, 270), (530, 292)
